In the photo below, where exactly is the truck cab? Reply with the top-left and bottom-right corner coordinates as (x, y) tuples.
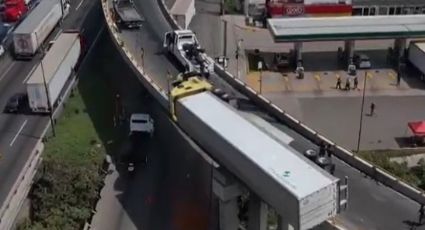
(130, 113), (154, 135)
(2, 0), (28, 22)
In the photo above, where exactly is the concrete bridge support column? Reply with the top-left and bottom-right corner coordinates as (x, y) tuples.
(394, 38), (407, 59)
(344, 40), (355, 64)
(213, 168), (243, 230)
(247, 194), (268, 230)
(278, 216), (295, 230)
(294, 42), (303, 66)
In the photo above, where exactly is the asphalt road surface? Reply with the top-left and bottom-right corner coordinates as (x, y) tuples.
(0, 0), (103, 208)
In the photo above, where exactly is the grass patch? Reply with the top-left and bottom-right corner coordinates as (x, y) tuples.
(358, 149), (425, 189)
(18, 54), (121, 229)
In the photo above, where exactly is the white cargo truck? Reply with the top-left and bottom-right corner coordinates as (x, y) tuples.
(170, 0), (195, 29)
(163, 30), (214, 78)
(26, 32), (81, 113)
(170, 76), (348, 230)
(12, 0), (70, 58)
(408, 41), (425, 81)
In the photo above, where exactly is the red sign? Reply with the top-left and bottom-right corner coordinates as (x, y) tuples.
(285, 4), (305, 16)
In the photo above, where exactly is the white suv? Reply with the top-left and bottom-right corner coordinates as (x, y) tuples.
(130, 113), (154, 135)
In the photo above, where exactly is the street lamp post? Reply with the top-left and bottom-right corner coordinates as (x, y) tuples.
(35, 32), (56, 137)
(258, 61), (263, 94)
(356, 71), (368, 153)
(236, 39), (243, 78)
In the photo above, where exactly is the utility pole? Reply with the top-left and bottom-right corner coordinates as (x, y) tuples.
(36, 33), (56, 137)
(356, 71), (368, 153)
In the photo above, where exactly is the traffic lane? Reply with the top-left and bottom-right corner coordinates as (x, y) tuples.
(119, 23), (180, 90)
(133, 0), (172, 40)
(265, 118), (425, 230)
(0, 115), (47, 203)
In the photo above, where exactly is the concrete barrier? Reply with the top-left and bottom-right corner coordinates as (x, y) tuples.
(213, 63), (425, 205)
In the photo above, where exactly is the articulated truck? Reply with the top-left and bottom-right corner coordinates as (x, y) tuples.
(169, 73), (348, 229)
(12, 0), (70, 59)
(25, 32), (82, 113)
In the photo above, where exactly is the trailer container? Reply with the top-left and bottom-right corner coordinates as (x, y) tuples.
(408, 41), (425, 80)
(170, 0), (195, 29)
(174, 90), (341, 229)
(12, 0), (65, 58)
(26, 32), (81, 113)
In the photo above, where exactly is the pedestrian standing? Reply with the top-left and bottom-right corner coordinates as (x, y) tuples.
(419, 204), (424, 224)
(370, 102), (376, 116)
(353, 76), (358, 90)
(336, 75), (342, 89)
(326, 144), (332, 157)
(344, 78), (351, 91)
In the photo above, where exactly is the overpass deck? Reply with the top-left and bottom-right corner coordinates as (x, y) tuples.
(268, 15), (425, 42)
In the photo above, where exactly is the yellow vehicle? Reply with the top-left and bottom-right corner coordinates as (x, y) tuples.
(169, 72), (212, 121)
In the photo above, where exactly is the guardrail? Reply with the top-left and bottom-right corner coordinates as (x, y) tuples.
(0, 140), (43, 230)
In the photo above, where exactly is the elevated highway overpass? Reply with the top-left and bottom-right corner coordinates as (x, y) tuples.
(101, 0), (425, 229)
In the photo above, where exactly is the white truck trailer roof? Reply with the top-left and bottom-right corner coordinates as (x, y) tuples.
(176, 91), (339, 229)
(14, 0), (60, 34)
(27, 33), (78, 85)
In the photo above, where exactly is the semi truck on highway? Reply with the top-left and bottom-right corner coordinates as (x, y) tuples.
(169, 73), (347, 229)
(113, 0), (143, 29)
(163, 30), (214, 78)
(25, 32), (81, 113)
(408, 41), (425, 81)
(12, 0), (70, 59)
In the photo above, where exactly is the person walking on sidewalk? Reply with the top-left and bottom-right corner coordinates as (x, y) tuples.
(396, 73), (401, 86)
(370, 102), (376, 116)
(344, 78), (351, 91)
(353, 76), (358, 90)
(336, 75), (342, 89)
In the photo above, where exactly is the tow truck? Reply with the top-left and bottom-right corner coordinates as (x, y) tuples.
(163, 30), (214, 78)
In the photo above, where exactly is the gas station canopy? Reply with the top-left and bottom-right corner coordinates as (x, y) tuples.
(268, 15), (425, 42)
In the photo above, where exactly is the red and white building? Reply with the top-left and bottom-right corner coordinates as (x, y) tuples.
(265, 0), (352, 17)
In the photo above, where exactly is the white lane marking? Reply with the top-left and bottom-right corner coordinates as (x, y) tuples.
(76, 0), (84, 10)
(10, 119), (28, 147)
(22, 65), (38, 83)
(0, 62), (16, 82)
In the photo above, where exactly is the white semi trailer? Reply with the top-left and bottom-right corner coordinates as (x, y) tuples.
(26, 32), (81, 113)
(163, 30), (214, 77)
(408, 41), (425, 81)
(12, 0), (70, 59)
(170, 75), (348, 230)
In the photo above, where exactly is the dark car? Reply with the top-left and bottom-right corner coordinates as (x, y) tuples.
(4, 93), (27, 113)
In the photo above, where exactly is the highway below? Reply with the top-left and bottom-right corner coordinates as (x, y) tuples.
(0, 0), (103, 210)
(103, 0), (425, 228)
